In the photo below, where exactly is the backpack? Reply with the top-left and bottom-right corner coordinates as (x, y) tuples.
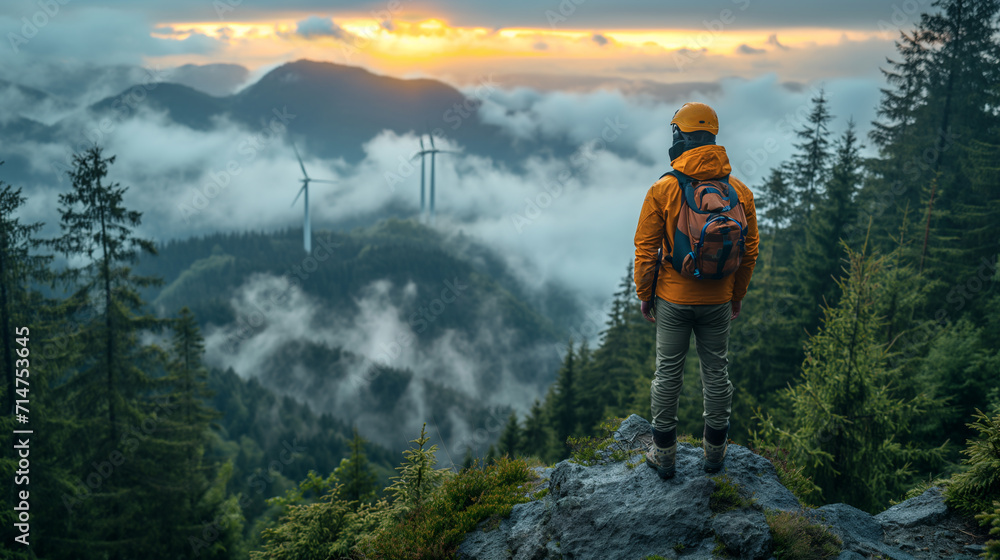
(657, 170), (748, 280)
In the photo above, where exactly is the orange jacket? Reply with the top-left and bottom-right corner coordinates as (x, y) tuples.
(633, 144), (759, 305)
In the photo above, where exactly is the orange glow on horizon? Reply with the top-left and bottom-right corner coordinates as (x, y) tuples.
(146, 15), (891, 84)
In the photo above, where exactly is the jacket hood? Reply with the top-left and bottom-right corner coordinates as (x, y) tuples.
(670, 144), (732, 180)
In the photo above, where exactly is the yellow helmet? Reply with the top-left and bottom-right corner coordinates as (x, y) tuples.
(670, 102), (719, 135)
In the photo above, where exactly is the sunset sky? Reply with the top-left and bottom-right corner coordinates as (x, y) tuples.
(2, 0), (914, 87)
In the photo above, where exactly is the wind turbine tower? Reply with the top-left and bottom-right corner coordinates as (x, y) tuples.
(411, 132), (458, 224)
(289, 141), (336, 253)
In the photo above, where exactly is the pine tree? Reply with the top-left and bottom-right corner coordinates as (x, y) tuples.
(788, 88), (834, 220)
(521, 399), (550, 459)
(728, 233), (802, 430)
(45, 146), (168, 560)
(756, 166), (796, 233)
(754, 241), (944, 512)
(497, 412), (521, 458)
(163, 306), (221, 499)
(576, 263), (654, 432)
(550, 339), (579, 448)
(335, 426), (379, 506)
(929, 139), (1000, 287)
(385, 424), (449, 517)
(141, 306), (246, 559)
(460, 448), (477, 471)
(865, 0), (1000, 272)
(0, 163), (53, 415)
(792, 119), (865, 330)
(870, 29), (931, 154)
(47, 145), (163, 445)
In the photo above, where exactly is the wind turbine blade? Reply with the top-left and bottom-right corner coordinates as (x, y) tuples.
(291, 184), (306, 207)
(292, 141), (309, 179)
(419, 136), (425, 151)
(429, 133), (436, 150)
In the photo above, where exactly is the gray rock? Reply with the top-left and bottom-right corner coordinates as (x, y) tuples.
(459, 416), (967, 560)
(812, 503), (883, 545)
(712, 509), (772, 560)
(614, 413), (653, 445)
(544, 458), (717, 556)
(457, 524), (509, 560)
(875, 487), (948, 529)
(460, 416), (790, 559)
(811, 503), (916, 560)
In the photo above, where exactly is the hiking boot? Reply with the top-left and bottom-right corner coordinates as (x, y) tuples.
(703, 423), (729, 473)
(645, 442), (676, 479)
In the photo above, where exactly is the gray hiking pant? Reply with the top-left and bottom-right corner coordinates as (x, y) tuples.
(650, 296), (734, 433)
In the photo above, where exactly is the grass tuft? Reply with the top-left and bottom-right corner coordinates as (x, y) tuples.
(748, 444), (822, 507)
(765, 510), (841, 560)
(709, 474), (755, 514)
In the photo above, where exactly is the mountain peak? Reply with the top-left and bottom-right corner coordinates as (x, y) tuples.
(263, 58), (377, 84)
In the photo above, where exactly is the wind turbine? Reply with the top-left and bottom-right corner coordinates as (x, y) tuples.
(410, 132), (459, 224)
(289, 141), (336, 254)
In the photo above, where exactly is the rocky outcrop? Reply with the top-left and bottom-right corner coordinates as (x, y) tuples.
(458, 415), (988, 560)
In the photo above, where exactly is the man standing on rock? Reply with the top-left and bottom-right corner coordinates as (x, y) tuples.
(632, 102), (759, 478)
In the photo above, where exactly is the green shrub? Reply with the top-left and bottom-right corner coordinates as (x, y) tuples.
(567, 417), (641, 466)
(250, 483), (373, 560)
(252, 424), (537, 560)
(710, 475), (755, 514)
(945, 409), (1000, 517)
(566, 433), (603, 466)
(749, 444), (822, 507)
(976, 501), (1000, 560)
(359, 456), (534, 559)
(765, 510), (841, 559)
(383, 424), (452, 519)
